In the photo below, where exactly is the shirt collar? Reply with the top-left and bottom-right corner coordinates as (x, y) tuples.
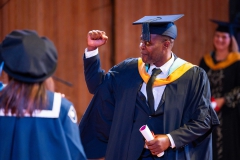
(149, 52), (174, 75)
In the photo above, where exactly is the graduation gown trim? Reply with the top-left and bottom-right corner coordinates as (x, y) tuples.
(138, 57), (195, 86)
(203, 52), (240, 70)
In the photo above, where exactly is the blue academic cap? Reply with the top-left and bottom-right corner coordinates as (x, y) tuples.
(210, 19), (240, 36)
(133, 14), (184, 41)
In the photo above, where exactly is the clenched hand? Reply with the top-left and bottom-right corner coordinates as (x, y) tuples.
(87, 30), (108, 51)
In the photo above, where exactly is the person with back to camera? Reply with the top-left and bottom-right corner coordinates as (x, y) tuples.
(79, 14), (220, 160)
(0, 30), (86, 160)
(199, 20), (240, 160)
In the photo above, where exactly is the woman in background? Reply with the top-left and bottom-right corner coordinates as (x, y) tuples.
(0, 30), (86, 160)
(199, 20), (240, 160)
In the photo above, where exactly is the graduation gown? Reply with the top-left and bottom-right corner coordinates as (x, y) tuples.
(199, 52), (240, 160)
(0, 91), (86, 160)
(80, 54), (219, 160)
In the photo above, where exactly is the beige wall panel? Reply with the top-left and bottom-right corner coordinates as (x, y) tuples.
(0, 0), (112, 120)
(115, 0), (229, 65)
(0, 0), (229, 120)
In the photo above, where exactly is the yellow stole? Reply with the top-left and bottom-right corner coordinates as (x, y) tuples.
(203, 52), (240, 70)
(138, 58), (195, 87)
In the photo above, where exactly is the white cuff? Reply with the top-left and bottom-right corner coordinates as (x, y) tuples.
(166, 134), (175, 148)
(85, 48), (98, 58)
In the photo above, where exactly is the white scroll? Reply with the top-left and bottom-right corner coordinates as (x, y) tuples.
(139, 125), (164, 157)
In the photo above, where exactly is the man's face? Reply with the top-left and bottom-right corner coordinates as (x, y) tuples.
(139, 34), (166, 66)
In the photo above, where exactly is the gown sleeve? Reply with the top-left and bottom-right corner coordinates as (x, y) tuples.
(224, 62), (240, 108)
(80, 54), (116, 159)
(169, 67), (219, 148)
(83, 54), (106, 94)
(60, 97), (87, 160)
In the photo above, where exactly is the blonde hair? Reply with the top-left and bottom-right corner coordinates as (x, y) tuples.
(231, 36), (239, 52)
(213, 34), (239, 52)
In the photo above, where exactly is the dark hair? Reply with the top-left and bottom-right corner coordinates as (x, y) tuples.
(0, 77), (47, 117)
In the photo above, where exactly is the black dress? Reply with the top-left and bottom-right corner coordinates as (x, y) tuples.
(199, 52), (240, 160)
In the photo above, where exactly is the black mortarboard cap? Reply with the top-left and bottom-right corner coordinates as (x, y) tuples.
(0, 30), (57, 83)
(133, 14), (184, 41)
(210, 19), (240, 36)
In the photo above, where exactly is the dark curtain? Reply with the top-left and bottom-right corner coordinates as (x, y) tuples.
(229, 0), (240, 50)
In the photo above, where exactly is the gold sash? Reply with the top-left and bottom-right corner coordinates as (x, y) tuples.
(203, 52), (240, 70)
(138, 58), (195, 87)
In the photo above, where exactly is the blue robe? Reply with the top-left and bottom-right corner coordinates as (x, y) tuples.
(80, 54), (219, 160)
(0, 91), (86, 160)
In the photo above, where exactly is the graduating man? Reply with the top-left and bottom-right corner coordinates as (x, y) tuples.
(79, 14), (220, 160)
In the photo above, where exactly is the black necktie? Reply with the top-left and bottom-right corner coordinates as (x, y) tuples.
(146, 68), (162, 115)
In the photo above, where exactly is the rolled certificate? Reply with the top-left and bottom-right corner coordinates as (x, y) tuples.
(139, 125), (164, 157)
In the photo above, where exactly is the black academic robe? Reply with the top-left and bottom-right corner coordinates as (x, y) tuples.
(79, 54), (219, 160)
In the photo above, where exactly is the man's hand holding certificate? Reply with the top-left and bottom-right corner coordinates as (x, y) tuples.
(140, 125), (171, 157)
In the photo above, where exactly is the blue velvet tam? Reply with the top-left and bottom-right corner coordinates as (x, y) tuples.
(0, 30), (57, 83)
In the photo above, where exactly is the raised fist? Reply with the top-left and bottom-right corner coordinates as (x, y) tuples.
(87, 30), (108, 51)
